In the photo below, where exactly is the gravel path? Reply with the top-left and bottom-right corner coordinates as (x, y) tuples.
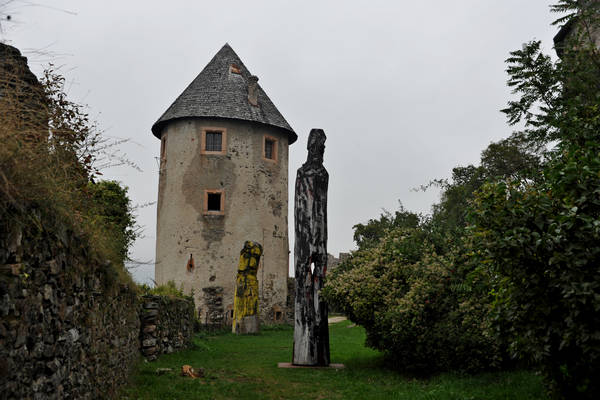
(327, 316), (347, 324)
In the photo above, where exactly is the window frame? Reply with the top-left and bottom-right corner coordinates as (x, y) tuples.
(262, 134), (278, 163)
(201, 127), (227, 155)
(204, 189), (225, 215)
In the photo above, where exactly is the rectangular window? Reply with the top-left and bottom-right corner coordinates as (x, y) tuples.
(204, 190), (225, 215)
(262, 135), (278, 162)
(160, 136), (167, 159)
(206, 131), (222, 152)
(160, 135), (167, 167)
(265, 139), (275, 159)
(207, 192), (221, 211)
(201, 128), (227, 155)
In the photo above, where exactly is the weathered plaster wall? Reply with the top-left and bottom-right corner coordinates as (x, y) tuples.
(155, 117), (290, 325)
(0, 211), (140, 400)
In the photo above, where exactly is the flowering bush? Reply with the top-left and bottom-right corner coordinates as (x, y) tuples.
(324, 228), (502, 373)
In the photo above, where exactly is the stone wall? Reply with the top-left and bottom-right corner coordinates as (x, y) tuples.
(327, 252), (350, 272)
(140, 295), (195, 361)
(200, 285), (225, 326)
(0, 211), (140, 399)
(0, 42), (197, 398)
(0, 212), (199, 398)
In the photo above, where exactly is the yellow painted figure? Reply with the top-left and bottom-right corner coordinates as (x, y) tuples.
(232, 241), (263, 334)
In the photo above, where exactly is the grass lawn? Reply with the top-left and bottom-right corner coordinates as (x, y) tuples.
(120, 320), (545, 399)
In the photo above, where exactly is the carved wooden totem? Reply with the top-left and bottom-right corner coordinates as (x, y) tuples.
(293, 129), (330, 366)
(232, 241), (263, 334)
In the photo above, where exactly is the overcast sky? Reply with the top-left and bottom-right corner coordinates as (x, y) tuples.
(2, 0), (560, 284)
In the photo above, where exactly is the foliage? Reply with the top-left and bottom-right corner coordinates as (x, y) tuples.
(0, 52), (136, 276)
(0, 64), (97, 214)
(120, 320), (545, 400)
(351, 205), (420, 250)
(469, 1), (600, 398)
(324, 226), (501, 374)
(472, 154), (600, 398)
(87, 180), (138, 264)
(139, 280), (190, 299)
(325, 134), (542, 374)
(429, 136), (542, 238)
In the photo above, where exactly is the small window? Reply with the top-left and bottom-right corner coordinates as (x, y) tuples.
(201, 128), (227, 155)
(160, 136), (167, 159)
(230, 64), (241, 74)
(265, 139), (275, 159)
(263, 135), (278, 162)
(272, 305), (283, 322)
(204, 190), (225, 215)
(207, 193), (221, 211)
(225, 305), (233, 322)
(160, 135), (167, 167)
(206, 131), (222, 152)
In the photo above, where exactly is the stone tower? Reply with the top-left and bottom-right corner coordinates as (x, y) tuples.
(152, 44), (297, 325)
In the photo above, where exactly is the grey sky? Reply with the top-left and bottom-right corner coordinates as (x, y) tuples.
(3, 0), (560, 284)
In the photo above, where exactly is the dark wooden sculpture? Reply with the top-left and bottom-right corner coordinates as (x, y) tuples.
(293, 129), (330, 366)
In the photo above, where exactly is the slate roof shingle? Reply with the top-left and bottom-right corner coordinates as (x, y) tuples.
(151, 44), (297, 144)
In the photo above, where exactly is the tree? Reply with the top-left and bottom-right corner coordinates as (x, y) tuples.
(471, 1), (600, 397)
(352, 205), (420, 250)
(429, 137), (542, 239)
(324, 128), (543, 375)
(87, 180), (137, 264)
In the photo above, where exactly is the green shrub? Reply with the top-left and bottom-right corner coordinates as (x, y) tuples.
(87, 180), (137, 264)
(324, 228), (502, 373)
(469, 2), (600, 397)
(471, 147), (600, 398)
(139, 280), (190, 299)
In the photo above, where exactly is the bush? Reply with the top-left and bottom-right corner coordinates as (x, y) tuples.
(87, 180), (137, 264)
(469, 2), (600, 396)
(471, 147), (600, 398)
(324, 227), (502, 373)
(138, 280), (191, 300)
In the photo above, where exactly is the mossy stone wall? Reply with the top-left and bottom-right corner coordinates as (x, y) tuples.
(0, 213), (139, 399)
(140, 294), (195, 361)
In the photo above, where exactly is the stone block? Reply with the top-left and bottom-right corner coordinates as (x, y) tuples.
(143, 309), (158, 320)
(144, 302), (159, 310)
(142, 338), (157, 347)
(43, 285), (53, 301)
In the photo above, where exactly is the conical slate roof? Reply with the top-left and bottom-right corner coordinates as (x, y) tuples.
(152, 44), (297, 143)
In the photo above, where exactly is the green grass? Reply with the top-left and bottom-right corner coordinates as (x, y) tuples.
(120, 320), (545, 399)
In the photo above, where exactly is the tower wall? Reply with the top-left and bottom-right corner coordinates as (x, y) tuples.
(155, 118), (289, 324)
